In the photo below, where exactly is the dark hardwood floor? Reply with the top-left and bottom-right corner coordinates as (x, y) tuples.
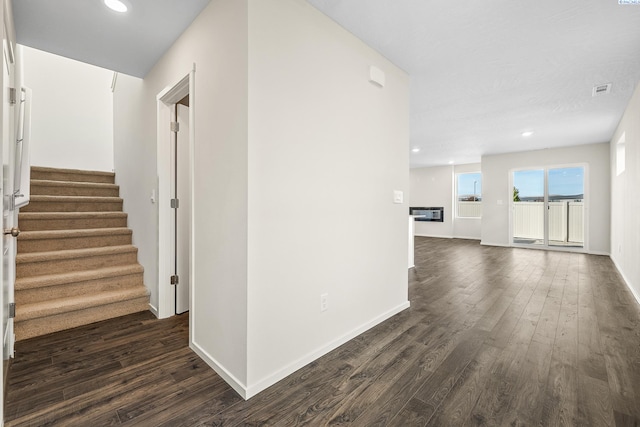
(5, 237), (640, 426)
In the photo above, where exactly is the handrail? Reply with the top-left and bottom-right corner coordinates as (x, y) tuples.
(13, 87), (31, 209)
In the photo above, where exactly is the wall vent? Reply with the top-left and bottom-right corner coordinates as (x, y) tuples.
(592, 83), (612, 97)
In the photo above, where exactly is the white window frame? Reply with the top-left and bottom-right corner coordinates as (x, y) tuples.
(456, 172), (482, 218)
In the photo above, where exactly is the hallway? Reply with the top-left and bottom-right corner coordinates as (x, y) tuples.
(5, 237), (640, 425)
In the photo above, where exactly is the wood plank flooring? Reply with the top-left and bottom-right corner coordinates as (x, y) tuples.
(5, 237), (640, 426)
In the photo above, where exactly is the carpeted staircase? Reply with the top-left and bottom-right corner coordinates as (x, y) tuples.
(14, 166), (150, 340)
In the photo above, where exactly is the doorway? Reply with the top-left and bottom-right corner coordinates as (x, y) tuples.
(511, 165), (586, 250)
(173, 97), (190, 314)
(156, 68), (195, 321)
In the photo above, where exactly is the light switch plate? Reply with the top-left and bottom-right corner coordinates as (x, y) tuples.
(393, 190), (404, 204)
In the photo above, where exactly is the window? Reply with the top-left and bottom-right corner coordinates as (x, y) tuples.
(457, 172), (482, 217)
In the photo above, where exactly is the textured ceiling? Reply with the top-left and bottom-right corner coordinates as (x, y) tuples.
(307, 0), (640, 167)
(12, 1), (640, 165)
(13, 0), (211, 78)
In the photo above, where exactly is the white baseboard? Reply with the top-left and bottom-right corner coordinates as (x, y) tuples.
(480, 241), (510, 247)
(195, 301), (409, 400)
(414, 234), (480, 241)
(610, 256), (640, 306)
(244, 301), (410, 399)
(190, 340), (248, 399)
(482, 241), (613, 258)
(148, 303), (159, 318)
(414, 233), (453, 239)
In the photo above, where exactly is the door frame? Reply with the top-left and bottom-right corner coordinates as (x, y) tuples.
(156, 66), (195, 327)
(509, 162), (589, 252)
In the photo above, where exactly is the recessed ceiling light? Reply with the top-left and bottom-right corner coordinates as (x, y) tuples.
(411, 147), (421, 153)
(104, 0), (128, 13)
(448, 161), (454, 165)
(522, 131), (534, 137)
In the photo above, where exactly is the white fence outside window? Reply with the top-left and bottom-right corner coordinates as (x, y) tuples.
(513, 201), (584, 244)
(458, 201), (482, 218)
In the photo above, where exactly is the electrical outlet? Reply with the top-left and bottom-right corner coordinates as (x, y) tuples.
(320, 293), (328, 312)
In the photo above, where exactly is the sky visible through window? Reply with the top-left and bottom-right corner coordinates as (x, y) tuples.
(458, 173), (482, 199)
(513, 167), (584, 198)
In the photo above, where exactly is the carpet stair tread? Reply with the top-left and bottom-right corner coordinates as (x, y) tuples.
(20, 196), (123, 214)
(18, 227), (132, 241)
(26, 195), (123, 203)
(19, 212), (127, 220)
(16, 287), (149, 322)
(30, 166), (115, 184)
(17, 245), (138, 264)
(17, 228), (134, 253)
(15, 264), (144, 291)
(31, 179), (120, 197)
(18, 212), (128, 232)
(14, 298), (149, 340)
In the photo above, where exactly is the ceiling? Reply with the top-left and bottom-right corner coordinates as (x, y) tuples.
(13, 0), (640, 167)
(13, 0), (210, 78)
(307, 0), (640, 167)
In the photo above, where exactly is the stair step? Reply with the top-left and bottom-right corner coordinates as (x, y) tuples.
(18, 212), (128, 231)
(16, 287), (148, 321)
(14, 293), (149, 340)
(31, 166), (115, 184)
(18, 228), (133, 253)
(16, 245), (139, 278)
(31, 179), (120, 197)
(20, 195), (123, 213)
(15, 166), (149, 341)
(15, 270), (144, 305)
(16, 264), (143, 290)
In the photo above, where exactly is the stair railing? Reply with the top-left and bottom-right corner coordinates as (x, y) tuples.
(13, 87), (32, 209)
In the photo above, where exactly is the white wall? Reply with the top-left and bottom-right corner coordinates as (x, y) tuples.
(246, 0), (409, 392)
(114, 0), (249, 389)
(112, 74), (159, 311)
(22, 45), (114, 171)
(409, 163), (481, 240)
(481, 143), (610, 254)
(113, 0), (409, 399)
(610, 83), (640, 303)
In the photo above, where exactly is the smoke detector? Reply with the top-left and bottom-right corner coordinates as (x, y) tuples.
(592, 83), (612, 97)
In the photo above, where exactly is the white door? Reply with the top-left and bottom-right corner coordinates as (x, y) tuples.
(175, 103), (190, 314)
